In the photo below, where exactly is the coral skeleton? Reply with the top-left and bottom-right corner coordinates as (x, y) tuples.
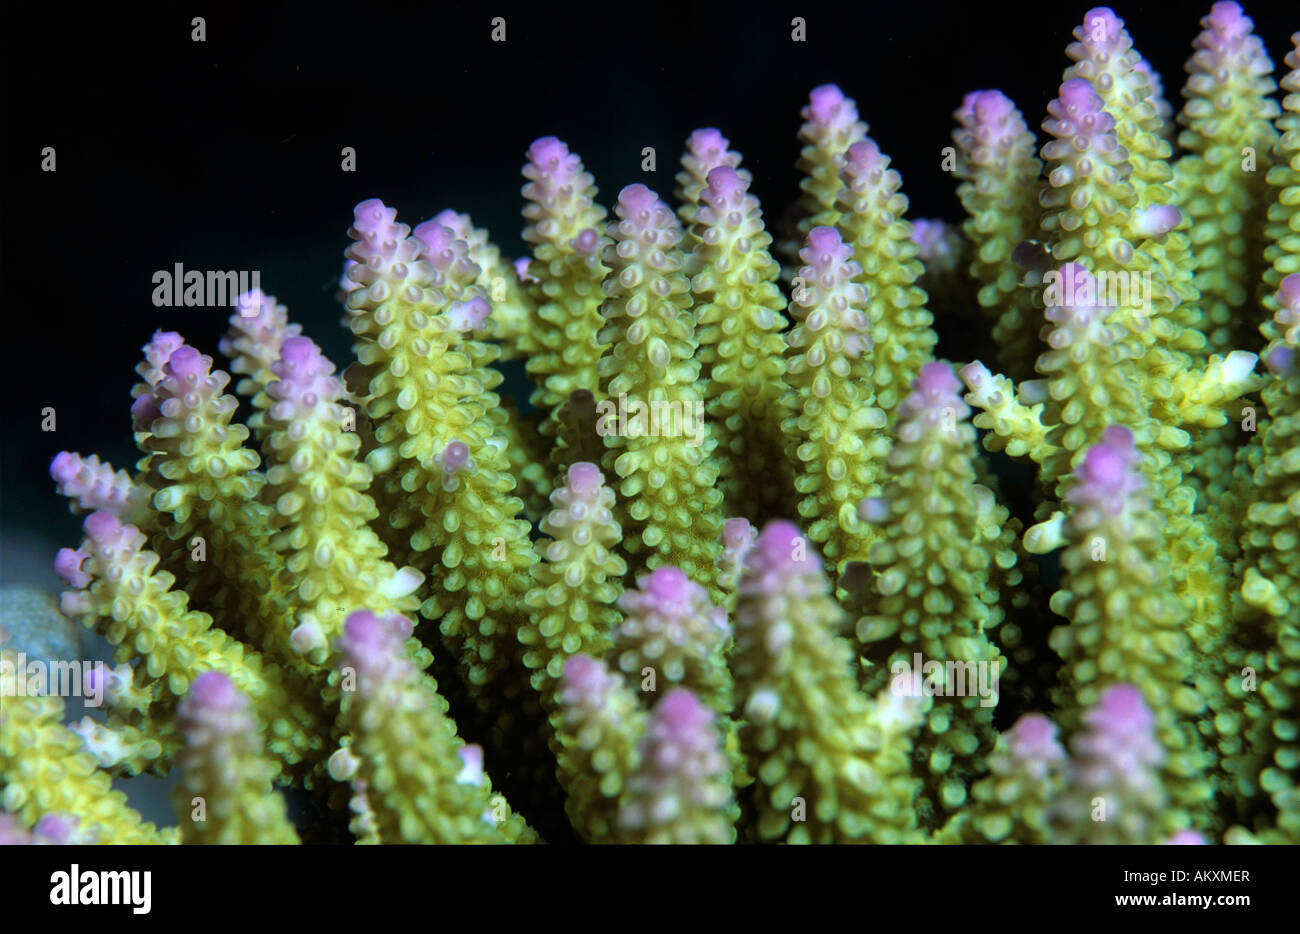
(4, 2), (1299, 845)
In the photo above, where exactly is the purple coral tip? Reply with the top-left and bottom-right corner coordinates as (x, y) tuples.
(563, 654), (601, 689)
(1265, 345), (1295, 376)
(721, 517), (754, 549)
(528, 136), (569, 169)
(49, 451), (78, 484)
(1059, 79), (1099, 111)
(688, 127), (727, 156)
(845, 140), (882, 173)
(1100, 424), (1135, 452)
(915, 361), (960, 398)
(33, 815), (77, 844)
(83, 511), (122, 542)
(567, 462), (602, 496)
(1081, 7), (1122, 42)
(1007, 714), (1061, 757)
(705, 165), (745, 201)
(1094, 683), (1152, 730)
(278, 336), (315, 368)
(656, 689), (710, 733)
(164, 345), (206, 382)
(755, 520), (815, 569)
(234, 288), (268, 317)
(413, 222), (454, 256)
(1279, 274), (1300, 312)
(341, 609), (406, 649)
(54, 547), (91, 588)
(644, 566), (692, 607)
(189, 671), (240, 711)
(807, 226), (843, 256)
(432, 208), (462, 229)
(353, 198), (391, 231)
(1205, 1), (1249, 37)
(962, 89), (1013, 122)
(618, 183), (658, 218)
(1079, 444), (1127, 490)
(448, 297), (491, 331)
(807, 84), (847, 123)
(1133, 205), (1181, 240)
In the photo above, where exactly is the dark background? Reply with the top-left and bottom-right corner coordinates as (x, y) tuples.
(3, 0), (1297, 570)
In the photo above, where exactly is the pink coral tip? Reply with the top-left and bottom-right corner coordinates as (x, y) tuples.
(49, 451), (79, 485)
(722, 517), (754, 548)
(618, 183), (658, 218)
(131, 394), (161, 425)
(1078, 444), (1127, 489)
(1100, 424), (1135, 452)
(54, 548), (92, 588)
(1094, 683), (1151, 729)
(447, 296), (491, 331)
(963, 89), (1013, 123)
(844, 140), (882, 173)
(341, 609), (412, 647)
(705, 165), (745, 201)
(1080, 8), (1122, 43)
(1278, 274), (1300, 313)
(807, 226), (843, 256)
(413, 222), (454, 256)
(563, 654), (601, 689)
(1132, 205), (1181, 240)
(278, 336), (315, 368)
(432, 208), (463, 229)
(188, 671), (240, 711)
(807, 84), (847, 123)
(234, 288), (268, 318)
(566, 462), (602, 497)
(1007, 714), (1061, 757)
(33, 815), (77, 844)
(754, 520), (817, 570)
(914, 361), (960, 398)
(644, 566), (692, 608)
(656, 689), (710, 733)
(1265, 344), (1294, 376)
(163, 345), (207, 382)
(1204, 2), (1249, 37)
(528, 136), (569, 170)
(1163, 829), (1209, 845)
(83, 511), (122, 543)
(514, 257), (536, 283)
(1059, 78), (1101, 112)
(688, 127), (726, 156)
(353, 198), (392, 232)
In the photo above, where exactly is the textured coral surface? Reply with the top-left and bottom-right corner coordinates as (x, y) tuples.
(2, 2), (1298, 845)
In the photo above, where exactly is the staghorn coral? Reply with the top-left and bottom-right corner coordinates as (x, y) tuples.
(5, 2), (1300, 847)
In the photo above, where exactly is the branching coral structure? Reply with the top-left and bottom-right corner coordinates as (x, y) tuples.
(3, 2), (1299, 845)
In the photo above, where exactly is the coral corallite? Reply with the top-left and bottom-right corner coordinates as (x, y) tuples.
(5, 2), (1300, 846)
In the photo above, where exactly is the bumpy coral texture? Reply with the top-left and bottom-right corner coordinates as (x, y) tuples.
(9, 3), (1299, 846)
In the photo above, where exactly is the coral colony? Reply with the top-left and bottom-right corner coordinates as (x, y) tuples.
(3, 2), (1300, 846)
